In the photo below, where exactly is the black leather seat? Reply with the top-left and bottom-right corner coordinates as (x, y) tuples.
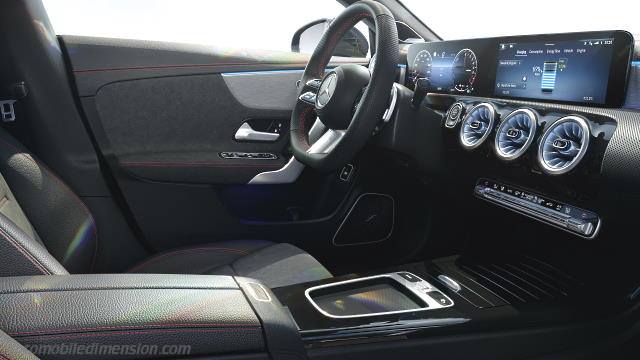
(0, 128), (332, 287)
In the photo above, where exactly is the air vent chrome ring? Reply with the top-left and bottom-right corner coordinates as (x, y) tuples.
(538, 116), (590, 175)
(459, 102), (496, 150)
(494, 108), (538, 161)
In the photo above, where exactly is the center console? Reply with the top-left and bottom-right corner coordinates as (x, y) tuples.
(273, 254), (637, 360)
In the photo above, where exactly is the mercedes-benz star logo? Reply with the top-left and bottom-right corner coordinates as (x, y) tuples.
(316, 73), (337, 109)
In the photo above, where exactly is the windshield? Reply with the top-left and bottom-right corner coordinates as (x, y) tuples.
(400, 0), (639, 40)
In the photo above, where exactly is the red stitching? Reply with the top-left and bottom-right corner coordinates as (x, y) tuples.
(0, 227), (49, 275)
(128, 246), (250, 272)
(16, 327), (261, 341)
(297, 106), (313, 150)
(120, 161), (281, 168)
(73, 61), (311, 73)
(9, 323), (258, 336)
(0, 136), (98, 270)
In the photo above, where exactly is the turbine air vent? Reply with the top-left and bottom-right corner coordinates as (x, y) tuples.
(495, 109), (538, 160)
(538, 116), (590, 175)
(460, 103), (496, 150)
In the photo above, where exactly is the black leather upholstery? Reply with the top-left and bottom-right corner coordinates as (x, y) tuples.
(129, 240), (332, 288)
(0, 328), (39, 360)
(0, 212), (67, 277)
(0, 126), (332, 287)
(0, 274), (264, 360)
(0, 128), (97, 274)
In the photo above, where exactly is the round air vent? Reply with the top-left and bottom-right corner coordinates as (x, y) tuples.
(494, 109), (538, 160)
(460, 103), (496, 150)
(538, 116), (590, 175)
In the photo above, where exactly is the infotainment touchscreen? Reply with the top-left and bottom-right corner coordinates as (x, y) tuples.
(407, 31), (634, 107)
(494, 37), (616, 104)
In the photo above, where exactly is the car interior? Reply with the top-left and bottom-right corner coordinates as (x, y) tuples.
(0, 0), (639, 359)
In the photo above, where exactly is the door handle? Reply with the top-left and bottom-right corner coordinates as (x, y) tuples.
(235, 123), (281, 142)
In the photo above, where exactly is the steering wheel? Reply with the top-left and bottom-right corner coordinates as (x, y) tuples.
(291, 0), (398, 172)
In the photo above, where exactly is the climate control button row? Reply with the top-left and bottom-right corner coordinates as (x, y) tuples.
(475, 179), (600, 238)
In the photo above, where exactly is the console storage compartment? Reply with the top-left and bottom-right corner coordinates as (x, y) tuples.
(305, 272), (453, 318)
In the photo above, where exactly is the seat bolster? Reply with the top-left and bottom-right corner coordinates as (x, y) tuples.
(0, 212), (68, 276)
(0, 328), (38, 360)
(0, 128), (97, 274)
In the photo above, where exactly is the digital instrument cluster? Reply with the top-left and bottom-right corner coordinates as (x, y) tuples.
(410, 42), (483, 95)
(407, 31), (634, 107)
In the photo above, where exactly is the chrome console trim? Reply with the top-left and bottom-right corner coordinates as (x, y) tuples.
(305, 272), (454, 319)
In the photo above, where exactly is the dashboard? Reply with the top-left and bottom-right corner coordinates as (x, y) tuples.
(394, 31), (640, 241)
(407, 31), (634, 107)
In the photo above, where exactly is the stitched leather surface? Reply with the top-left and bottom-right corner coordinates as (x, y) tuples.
(0, 212), (67, 276)
(0, 173), (39, 244)
(0, 329), (38, 360)
(129, 241), (332, 288)
(0, 274), (238, 294)
(0, 128), (97, 274)
(0, 275), (263, 359)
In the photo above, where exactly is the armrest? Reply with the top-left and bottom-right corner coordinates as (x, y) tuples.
(0, 274), (265, 359)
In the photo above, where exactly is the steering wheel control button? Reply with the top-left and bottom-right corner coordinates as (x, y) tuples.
(426, 291), (453, 306)
(299, 91), (317, 105)
(437, 275), (462, 292)
(306, 79), (322, 89)
(398, 272), (423, 283)
(339, 164), (354, 182)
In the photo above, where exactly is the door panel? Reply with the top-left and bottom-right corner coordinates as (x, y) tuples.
(63, 35), (372, 255)
(94, 73), (289, 184)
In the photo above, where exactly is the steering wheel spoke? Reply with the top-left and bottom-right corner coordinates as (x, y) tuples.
(308, 129), (346, 154)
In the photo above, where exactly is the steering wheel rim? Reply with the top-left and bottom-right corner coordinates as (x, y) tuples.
(290, 0), (398, 172)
